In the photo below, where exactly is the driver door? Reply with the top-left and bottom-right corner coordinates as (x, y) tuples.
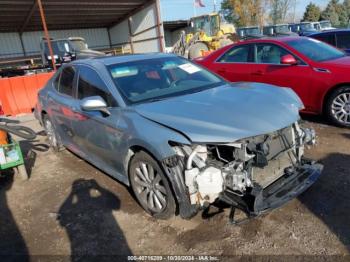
(70, 65), (125, 177)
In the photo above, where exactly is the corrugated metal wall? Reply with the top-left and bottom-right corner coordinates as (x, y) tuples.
(0, 28), (110, 58)
(0, 33), (24, 58)
(22, 28), (110, 56)
(0, 2), (164, 59)
(164, 26), (190, 48)
(109, 2), (163, 53)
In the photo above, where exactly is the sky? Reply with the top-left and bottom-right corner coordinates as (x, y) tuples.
(160, 0), (330, 22)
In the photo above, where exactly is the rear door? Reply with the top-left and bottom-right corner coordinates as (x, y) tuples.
(211, 44), (253, 82)
(47, 65), (77, 147)
(249, 43), (315, 109)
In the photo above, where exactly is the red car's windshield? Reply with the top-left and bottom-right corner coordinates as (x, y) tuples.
(286, 38), (346, 62)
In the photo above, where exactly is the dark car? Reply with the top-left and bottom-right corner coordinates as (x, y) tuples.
(41, 37), (105, 67)
(263, 24), (298, 37)
(195, 36), (350, 127)
(309, 29), (350, 54)
(289, 22), (318, 36)
(237, 26), (264, 40)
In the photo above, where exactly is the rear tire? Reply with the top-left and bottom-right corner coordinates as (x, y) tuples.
(325, 86), (350, 127)
(129, 151), (176, 219)
(188, 42), (209, 59)
(43, 115), (64, 151)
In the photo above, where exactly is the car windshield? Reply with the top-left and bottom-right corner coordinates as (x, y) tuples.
(287, 38), (346, 62)
(275, 25), (289, 33)
(108, 57), (224, 104)
(246, 28), (260, 35)
(300, 23), (314, 31)
(44, 40), (70, 55)
(320, 21), (332, 28)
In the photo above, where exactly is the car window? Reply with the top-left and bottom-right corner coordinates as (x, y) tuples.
(58, 66), (75, 96)
(313, 33), (336, 46)
(77, 66), (117, 107)
(217, 45), (250, 63)
(255, 44), (290, 64)
(108, 56), (224, 104)
(287, 38), (345, 62)
(336, 33), (350, 49)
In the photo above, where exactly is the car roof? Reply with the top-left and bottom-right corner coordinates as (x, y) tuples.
(72, 52), (178, 67)
(310, 29), (350, 36)
(237, 36), (302, 44)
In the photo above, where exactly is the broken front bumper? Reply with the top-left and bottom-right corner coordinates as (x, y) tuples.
(220, 159), (323, 216)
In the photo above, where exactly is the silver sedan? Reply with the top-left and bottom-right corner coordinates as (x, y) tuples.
(35, 53), (322, 221)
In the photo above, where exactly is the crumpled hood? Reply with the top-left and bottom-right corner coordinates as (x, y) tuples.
(134, 83), (303, 143)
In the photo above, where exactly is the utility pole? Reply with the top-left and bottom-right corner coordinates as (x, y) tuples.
(213, 0), (217, 12)
(37, 0), (56, 71)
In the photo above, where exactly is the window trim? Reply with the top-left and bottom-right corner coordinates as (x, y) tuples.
(252, 43), (309, 66)
(54, 65), (77, 98)
(76, 64), (118, 108)
(214, 44), (253, 64)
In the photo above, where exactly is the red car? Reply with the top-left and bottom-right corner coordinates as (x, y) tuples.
(195, 36), (350, 127)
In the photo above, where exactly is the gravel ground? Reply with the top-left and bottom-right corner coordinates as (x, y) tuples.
(1, 114), (350, 260)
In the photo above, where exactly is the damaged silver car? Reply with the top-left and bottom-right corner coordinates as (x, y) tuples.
(35, 53), (323, 221)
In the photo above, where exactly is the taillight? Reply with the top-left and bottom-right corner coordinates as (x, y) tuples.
(0, 104), (4, 116)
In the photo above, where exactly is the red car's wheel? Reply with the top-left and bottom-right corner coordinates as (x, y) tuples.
(326, 86), (350, 127)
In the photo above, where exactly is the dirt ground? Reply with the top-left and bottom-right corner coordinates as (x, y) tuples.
(1, 114), (350, 260)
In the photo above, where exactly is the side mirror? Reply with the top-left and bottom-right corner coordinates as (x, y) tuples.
(281, 54), (298, 65)
(80, 96), (110, 116)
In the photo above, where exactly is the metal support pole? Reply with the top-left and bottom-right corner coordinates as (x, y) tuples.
(37, 0), (56, 71)
(155, 0), (164, 53)
(19, 33), (26, 57)
(128, 17), (134, 54)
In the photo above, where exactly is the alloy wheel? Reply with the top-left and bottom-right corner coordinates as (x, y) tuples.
(45, 119), (58, 148)
(331, 92), (350, 125)
(133, 162), (167, 213)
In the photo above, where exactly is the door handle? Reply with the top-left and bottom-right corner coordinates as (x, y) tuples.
(251, 70), (264, 76)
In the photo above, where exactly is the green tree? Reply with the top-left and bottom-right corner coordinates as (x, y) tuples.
(302, 2), (321, 22)
(344, 0), (350, 26)
(321, 0), (348, 27)
(221, 0), (235, 24)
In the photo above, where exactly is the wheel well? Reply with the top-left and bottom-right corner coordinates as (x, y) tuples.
(41, 110), (47, 118)
(322, 83), (350, 114)
(126, 145), (180, 213)
(127, 145), (161, 175)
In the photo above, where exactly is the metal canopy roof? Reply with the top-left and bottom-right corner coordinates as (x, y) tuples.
(163, 20), (189, 32)
(0, 0), (153, 33)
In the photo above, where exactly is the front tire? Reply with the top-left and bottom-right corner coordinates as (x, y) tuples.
(129, 151), (176, 219)
(326, 86), (350, 127)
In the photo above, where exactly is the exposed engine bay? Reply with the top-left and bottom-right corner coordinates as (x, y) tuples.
(169, 122), (322, 219)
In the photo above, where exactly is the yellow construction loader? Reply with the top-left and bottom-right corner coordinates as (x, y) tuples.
(172, 12), (237, 59)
